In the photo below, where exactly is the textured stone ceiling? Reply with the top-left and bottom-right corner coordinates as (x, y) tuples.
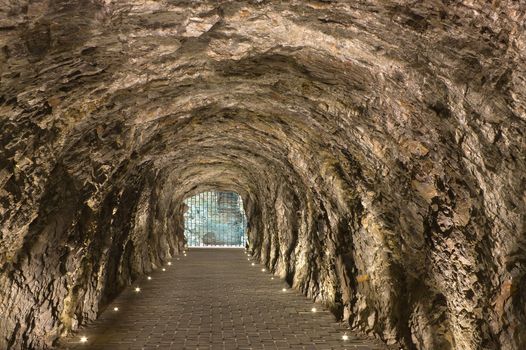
(0, 0), (525, 349)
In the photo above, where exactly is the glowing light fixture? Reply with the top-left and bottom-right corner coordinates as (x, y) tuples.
(251, 263), (255, 266)
(162, 268), (166, 271)
(147, 276), (152, 280)
(311, 307), (317, 313)
(261, 268), (266, 272)
(282, 288), (287, 292)
(80, 336), (88, 343)
(135, 287), (141, 293)
(342, 333), (349, 341)
(113, 307), (119, 311)
(271, 277), (274, 280)
(168, 262), (172, 266)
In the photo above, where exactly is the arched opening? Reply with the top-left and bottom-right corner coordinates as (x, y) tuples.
(183, 191), (247, 247)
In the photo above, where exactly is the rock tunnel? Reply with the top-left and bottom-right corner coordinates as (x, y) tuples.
(0, 0), (525, 349)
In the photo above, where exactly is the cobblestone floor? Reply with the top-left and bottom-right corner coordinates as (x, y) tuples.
(58, 248), (388, 350)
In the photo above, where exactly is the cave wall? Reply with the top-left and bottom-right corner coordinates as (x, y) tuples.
(0, 1), (525, 349)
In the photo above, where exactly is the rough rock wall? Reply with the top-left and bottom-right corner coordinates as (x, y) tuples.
(0, 1), (525, 349)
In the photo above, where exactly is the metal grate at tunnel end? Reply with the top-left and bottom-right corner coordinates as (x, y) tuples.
(183, 191), (247, 247)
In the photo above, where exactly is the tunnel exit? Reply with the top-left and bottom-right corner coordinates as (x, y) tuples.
(183, 191), (247, 247)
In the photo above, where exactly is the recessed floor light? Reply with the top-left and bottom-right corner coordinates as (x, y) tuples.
(251, 263), (255, 266)
(261, 268), (266, 272)
(80, 336), (88, 343)
(147, 276), (152, 280)
(135, 287), (141, 292)
(168, 262), (172, 266)
(282, 288), (287, 292)
(113, 307), (119, 311)
(162, 268), (166, 271)
(311, 307), (317, 312)
(342, 333), (349, 341)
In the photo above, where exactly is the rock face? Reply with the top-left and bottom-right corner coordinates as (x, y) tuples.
(0, 1), (525, 349)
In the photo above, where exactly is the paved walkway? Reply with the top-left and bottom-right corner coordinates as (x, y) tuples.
(59, 249), (387, 350)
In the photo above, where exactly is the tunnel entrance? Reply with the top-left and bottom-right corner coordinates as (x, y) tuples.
(183, 191), (247, 247)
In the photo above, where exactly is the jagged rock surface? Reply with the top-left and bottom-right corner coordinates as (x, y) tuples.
(0, 1), (525, 349)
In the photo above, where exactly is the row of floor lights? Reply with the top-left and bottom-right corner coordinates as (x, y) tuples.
(244, 249), (350, 342)
(245, 249), (287, 293)
(79, 249), (188, 344)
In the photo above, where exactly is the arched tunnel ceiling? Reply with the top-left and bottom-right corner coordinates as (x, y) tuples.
(0, 1), (525, 349)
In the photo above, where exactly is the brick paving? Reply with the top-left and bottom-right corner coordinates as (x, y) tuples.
(58, 248), (388, 350)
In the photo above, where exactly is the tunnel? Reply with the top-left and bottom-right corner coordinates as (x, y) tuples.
(0, 0), (525, 349)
